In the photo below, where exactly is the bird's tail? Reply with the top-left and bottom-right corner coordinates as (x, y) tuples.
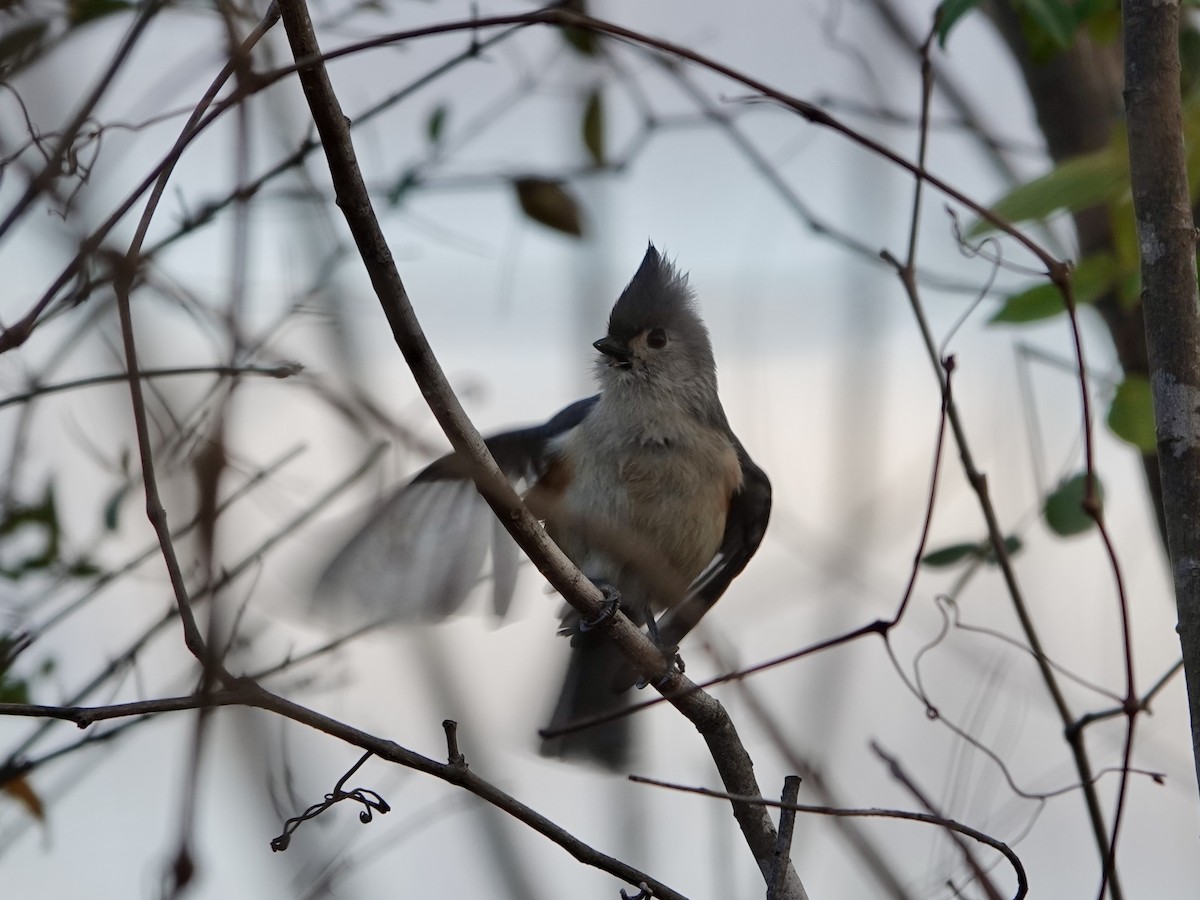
(539, 632), (634, 770)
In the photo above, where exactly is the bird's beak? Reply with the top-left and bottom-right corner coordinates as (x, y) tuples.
(593, 336), (631, 367)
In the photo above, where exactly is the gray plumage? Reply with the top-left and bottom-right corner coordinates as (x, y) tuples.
(315, 244), (771, 769)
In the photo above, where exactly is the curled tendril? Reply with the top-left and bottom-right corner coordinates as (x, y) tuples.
(270, 752), (389, 852)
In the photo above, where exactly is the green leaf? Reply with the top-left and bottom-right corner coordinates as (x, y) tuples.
(67, 0), (131, 26)
(1181, 27), (1200, 94)
(0, 484), (61, 578)
(922, 535), (1023, 568)
(103, 483), (128, 532)
(990, 284), (1067, 324)
(0, 485), (57, 536)
(561, 0), (600, 56)
(970, 148), (1126, 236)
(426, 104), (447, 146)
(1044, 472), (1103, 536)
(921, 542), (980, 567)
(990, 252), (1118, 324)
(1107, 376), (1157, 452)
(1017, 0), (1077, 49)
(990, 535), (1024, 562)
(0, 20), (48, 71)
(0, 634), (27, 676)
(65, 558), (102, 578)
(0, 676), (29, 705)
(387, 169), (419, 207)
(513, 178), (584, 237)
(1083, 7), (1121, 45)
(937, 0), (984, 47)
(581, 88), (604, 167)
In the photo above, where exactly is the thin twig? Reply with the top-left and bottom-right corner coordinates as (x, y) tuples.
(880, 12), (1121, 894)
(0, 0), (169, 246)
(873, 743), (1005, 900)
(768, 776), (803, 900)
(628, 774), (1028, 900)
(0, 364), (302, 411)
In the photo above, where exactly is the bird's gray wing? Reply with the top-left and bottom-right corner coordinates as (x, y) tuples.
(657, 436), (771, 648)
(314, 396), (600, 625)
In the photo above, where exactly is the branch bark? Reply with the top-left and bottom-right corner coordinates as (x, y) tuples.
(1122, 0), (1200, 796)
(274, 1), (806, 895)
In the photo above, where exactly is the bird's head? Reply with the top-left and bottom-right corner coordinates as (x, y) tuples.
(593, 244), (718, 401)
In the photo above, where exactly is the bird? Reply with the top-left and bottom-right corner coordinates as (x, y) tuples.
(316, 244), (771, 768)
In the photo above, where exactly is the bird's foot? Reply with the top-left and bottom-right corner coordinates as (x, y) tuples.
(635, 643), (684, 690)
(577, 581), (621, 632)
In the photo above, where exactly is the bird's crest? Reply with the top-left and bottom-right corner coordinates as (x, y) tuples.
(606, 243), (701, 342)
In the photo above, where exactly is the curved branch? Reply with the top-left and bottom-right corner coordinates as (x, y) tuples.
(274, 1), (806, 895)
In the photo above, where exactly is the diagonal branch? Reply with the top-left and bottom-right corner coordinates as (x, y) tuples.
(273, 1), (806, 895)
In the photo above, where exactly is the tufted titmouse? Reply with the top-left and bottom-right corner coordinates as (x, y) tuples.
(317, 244), (771, 767)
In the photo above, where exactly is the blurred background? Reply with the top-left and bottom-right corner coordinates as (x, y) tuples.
(0, 1), (1195, 897)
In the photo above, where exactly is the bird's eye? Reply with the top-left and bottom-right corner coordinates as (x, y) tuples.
(647, 328), (668, 349)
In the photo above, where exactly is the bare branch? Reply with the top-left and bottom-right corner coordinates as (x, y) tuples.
(274, 0), (806, 893)
(629, 774), (1028, 900)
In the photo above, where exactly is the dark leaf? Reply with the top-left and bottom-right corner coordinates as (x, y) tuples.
(65, 558), (102, 578)
(1044, 472), (1103, 536)
(0, 633), (30, 676)
(921, 542), (980, 568)
(937, 0), (985, 46)
(426, 104), (447, 146)
(387, 169), (419, 207)
(1017, 0), (1077, 49)
(581, 88), (604, 167)
(0, 20), (48, 72)
(67, 0), (131, 26)
(2, 776), (45, 823)
(0, 484), (61, 577)
(103, 483), (128, 532)
(514, 178), (584, 237)
(561, 0), (600, 56)
(922, 535), (1023, 568)
(982, 535), (1025, 563)
(0, 483), (57, 536)
(1082, 4), (1121, 44)
(0, 676), (29, 704)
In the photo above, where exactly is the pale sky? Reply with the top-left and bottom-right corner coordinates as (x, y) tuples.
(1, 2), (1195, 898)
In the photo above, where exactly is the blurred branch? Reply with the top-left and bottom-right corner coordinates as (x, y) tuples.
(0, 363), (302, 411)
(628, 774), (1028, 900)
(1, 8), (549, 353)
(0, 0), (168, 245)
(2, 442), (386, 774)
(866, 0), (1023, 186)
(872, 743), (1005, 900)
(0, 2), (281, 355)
